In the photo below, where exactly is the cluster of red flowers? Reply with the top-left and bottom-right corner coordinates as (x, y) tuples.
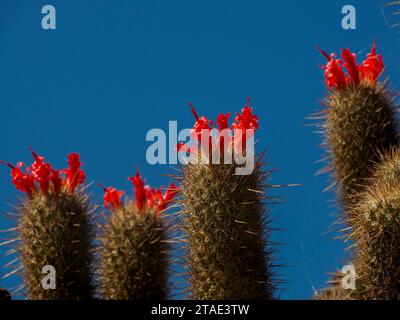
(318, 41), (384, 90)
(177, 98), (259, 155)
(0, 149), (85, 196)
(101, 170), (177, 214)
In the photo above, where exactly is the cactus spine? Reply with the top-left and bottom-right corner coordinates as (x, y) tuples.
(98, 172), (175, 300)
(179, 101), (275, 299)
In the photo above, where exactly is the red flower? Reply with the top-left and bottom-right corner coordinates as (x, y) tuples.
(50, 169), (62, 195)
(28, 148), (52, 194)
(128, 170), (146, 212)
(319, 41), (384, 90)
(63, 153), (86, 193)
(128, 170), (176, 213)
(232, 98), (259, 150)
(318, 47), (347, 90)
(232, 98), (259, 131)
(358, 40), (384, 83)
(100, 184), (125, 209)
(189, 103), (213, 146)
(178, 99), (259, 157)
(341, 48), (360, 86)
(0, 161), (36, 195)
(216, 112), (231, 131)
(1, 149), (86, 196)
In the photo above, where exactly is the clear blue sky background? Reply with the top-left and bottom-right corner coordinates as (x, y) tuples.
(1, 0), (400, 300)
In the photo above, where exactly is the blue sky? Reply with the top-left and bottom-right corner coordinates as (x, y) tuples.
(1, 0), (400, 299)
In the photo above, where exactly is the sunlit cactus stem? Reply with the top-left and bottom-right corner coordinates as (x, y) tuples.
(98, 171), (176, 300)
(316, 42), (398, 216)
(351, 148), (400, 299)
(1, 150), (93, 300)
(179, 100), (275, 300)
(315, 42), (399, 300)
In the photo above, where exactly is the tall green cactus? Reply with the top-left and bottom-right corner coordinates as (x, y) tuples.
(98, 171), (176, 300)
(315, 43), (399, 300)
(1, 150), (93, 300)
(316, 43), (398, 214)
(351, 148), (400, 299)
(179, 101), (275, 300)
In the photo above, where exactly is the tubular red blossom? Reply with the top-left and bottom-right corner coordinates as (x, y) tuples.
(63, 153), (86, 193)
(128, 170), (146, 212)
(231, 99), (259, 152)
(232, 99), (259, 131)
(319, 42), (384, 90)
(324, 58), (347, 90)
(100, 184), (125, 209)
(128, 170), (176, 213)
(359, 41), (384, 83)
(216, 113), (231, 131)
(1, 150), (87, 196)
(178, 99), (259, 157)
(50, 169), (62, 195)
(0, 161), (36, 195)
(28, 148), (52, 194)
(318, 47), (347, 90)
(342, 48), (360, 86)
(144, 186), (163, 209)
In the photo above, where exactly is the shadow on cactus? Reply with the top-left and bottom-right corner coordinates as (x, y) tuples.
(98, 170), (176, 300)
(0, 149), (94, 300)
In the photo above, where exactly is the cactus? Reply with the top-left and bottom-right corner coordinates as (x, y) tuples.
(314, 42), (399, 300)
(316, 42), (398, 214)
(351, 148), (400, 299)
(1, 150), (93, 300)
(98, 171), (176, 300)
(178, 100), (275, 300)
